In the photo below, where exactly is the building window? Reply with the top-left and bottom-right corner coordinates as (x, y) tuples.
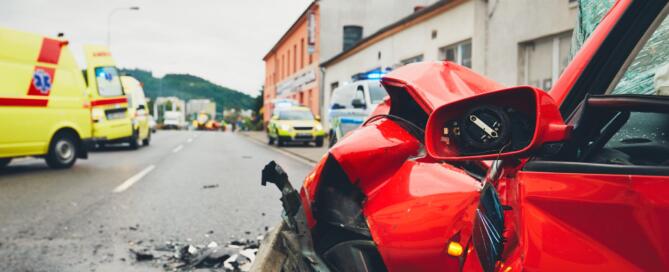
(343, 25), (363, 51)
(299, 91), (305, 105)
(301, 39), (305, 69)
(519, 31), (572, 90)
(287, 50), (291, 76)
(439, 40), (472, 68)
(401, 54), (424, 65)
(293, 44), (297, 73)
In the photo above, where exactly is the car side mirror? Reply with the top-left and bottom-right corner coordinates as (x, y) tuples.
(352, 98), (366, 109)
(137, 104), (146, 111)
(425, 86), (571, 161)
(314, 115), (321, 122)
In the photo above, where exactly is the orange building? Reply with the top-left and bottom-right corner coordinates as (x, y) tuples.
(263, 2), (320, 123)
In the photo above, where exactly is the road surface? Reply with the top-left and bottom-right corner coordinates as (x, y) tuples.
(0, 130), (317, 271)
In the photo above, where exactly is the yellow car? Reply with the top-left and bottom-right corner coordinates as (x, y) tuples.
(84, 45), (134, 148)
(0, 27), (92, 169)
(267, 107), (325, 147)
(121, 76), (151, 148)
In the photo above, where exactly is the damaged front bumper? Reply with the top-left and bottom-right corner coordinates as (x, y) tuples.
(255, 160), (387, 272)
(254, 161), (330, 272)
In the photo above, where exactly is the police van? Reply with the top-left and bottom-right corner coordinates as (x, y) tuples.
(83, 45), (135, 148)
(0, 27), (92, 169)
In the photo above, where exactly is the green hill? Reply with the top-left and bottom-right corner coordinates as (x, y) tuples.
(120, 68), (255, 112)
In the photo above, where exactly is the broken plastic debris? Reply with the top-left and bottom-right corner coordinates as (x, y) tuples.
(203, 184), (219, 189)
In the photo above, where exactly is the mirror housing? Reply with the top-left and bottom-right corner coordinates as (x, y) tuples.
(352, 98), (366, 109)
(425, 86), (570, 161)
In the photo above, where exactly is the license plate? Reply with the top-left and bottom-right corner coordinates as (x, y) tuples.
(297, 133), (312, 137)
(106, 112), (125, 120)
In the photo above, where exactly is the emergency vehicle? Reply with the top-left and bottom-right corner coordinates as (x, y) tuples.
(84, 45), (134, 147)
(120, 76), (151, 148)
(0, 27), (92, 169)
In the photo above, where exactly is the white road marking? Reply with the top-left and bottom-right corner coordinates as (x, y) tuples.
(113, 165), (156, 193)
(173, 144), (184, 153)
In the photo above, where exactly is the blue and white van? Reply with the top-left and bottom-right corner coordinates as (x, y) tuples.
(327, 79), (387, 147)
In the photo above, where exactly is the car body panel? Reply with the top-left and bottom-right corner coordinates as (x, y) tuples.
(0, 27), (91, 159)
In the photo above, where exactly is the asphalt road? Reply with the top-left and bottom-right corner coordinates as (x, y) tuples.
(0, 130), (315, 271)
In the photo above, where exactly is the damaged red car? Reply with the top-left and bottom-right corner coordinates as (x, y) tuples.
(258, 0), (669, 271)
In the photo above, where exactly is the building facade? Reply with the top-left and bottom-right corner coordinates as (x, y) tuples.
(262, 0), (437, 124)
(321, 0), (578, 126)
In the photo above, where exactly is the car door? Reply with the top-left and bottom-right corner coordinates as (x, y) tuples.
(511, 6), (669, 270)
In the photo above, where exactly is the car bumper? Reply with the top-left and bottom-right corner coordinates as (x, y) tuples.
(276, 130), (325, 141)
(93, 119), (132, 141)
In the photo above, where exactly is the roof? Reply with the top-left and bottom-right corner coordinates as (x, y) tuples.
(320, 0), (464, 68)
(262, 1), (317, 61)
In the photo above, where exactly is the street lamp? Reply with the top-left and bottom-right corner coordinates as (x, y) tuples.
(107, 6), (140, 47)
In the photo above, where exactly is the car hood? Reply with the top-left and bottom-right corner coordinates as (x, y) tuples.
(381, 61), (504, 113)
(277, 120), (320, 128)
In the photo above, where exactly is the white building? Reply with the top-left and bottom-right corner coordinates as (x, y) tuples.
(186, 99), (216, 118)
(321, 0), (577, 113)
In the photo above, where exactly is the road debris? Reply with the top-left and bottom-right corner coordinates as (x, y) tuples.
(202, 184), (220, 189)
(127, 236), (262, 271)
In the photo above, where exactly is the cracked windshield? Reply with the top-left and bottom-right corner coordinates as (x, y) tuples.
(2, 0), (669, 271)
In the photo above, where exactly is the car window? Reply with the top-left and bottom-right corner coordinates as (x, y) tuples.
(353, 86), (365, 105)
(369, 82), (387, 104)
(331, 85), (354, 109)
(609, 14), (669, 96)
(278, 110), (314, 120)
(95, 67), (124, 97)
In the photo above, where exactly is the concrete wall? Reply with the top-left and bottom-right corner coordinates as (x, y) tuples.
(322, 0), (476, 114)
(484, 0), (578, 86)
(319, 0), (440, 61)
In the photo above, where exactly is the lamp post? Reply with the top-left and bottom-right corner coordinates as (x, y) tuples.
(107, 6), (140, 47)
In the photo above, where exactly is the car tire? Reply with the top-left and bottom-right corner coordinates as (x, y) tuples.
(143, 131), (151, 146)
(129, 130), (141, 150)
(0, 158), (11, 169)
(45, 132), (78, 169)
(315, 137), (324, 147)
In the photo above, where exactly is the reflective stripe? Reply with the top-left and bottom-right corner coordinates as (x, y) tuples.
(0, 97), (49, 107)
(91, 97), (128, 106)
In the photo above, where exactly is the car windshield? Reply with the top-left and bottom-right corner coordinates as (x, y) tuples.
(278, 110), (313, 120)
(369, 82), (388, 104)
(608, 13), (669, 96)
(95, 67), (124, 97)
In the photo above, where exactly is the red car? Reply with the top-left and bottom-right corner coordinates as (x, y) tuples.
(259, 0), (669, 271)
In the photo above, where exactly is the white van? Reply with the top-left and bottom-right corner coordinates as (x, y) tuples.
(327, 79), (387, 146)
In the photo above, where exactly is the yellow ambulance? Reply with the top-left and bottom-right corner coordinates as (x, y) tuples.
(120, 75), (151, 148)
(83, 45), (135, 148)
(0, 27), (92, 169)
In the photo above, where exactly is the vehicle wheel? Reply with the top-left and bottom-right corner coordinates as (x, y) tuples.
(143, 131), (151, 146)
(328, 133), (337, 147)
(129, 130), (141, 150)
(45, 132), (78, 169)
(0, 158), (11, 169)
(315, 137), (324, 147)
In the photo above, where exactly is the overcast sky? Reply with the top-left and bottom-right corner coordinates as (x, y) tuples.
(0, 0), (312, 96)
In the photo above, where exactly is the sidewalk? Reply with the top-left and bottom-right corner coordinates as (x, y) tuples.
(240, 131), (329, 164)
